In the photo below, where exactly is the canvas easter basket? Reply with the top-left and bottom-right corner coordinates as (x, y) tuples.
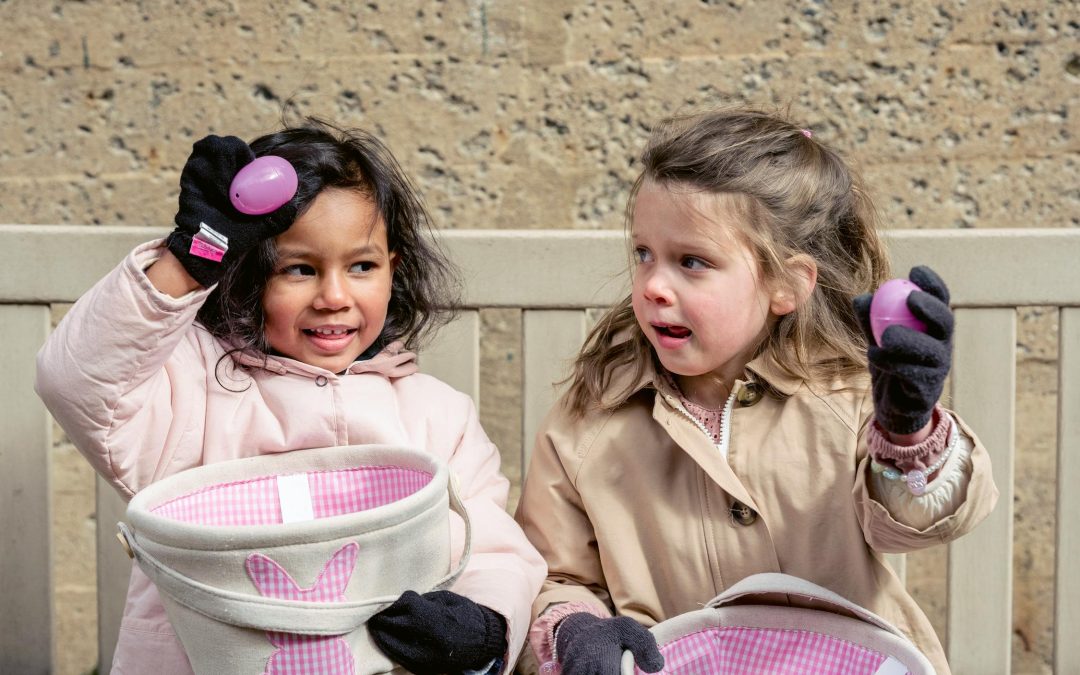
(117, 444), (471, 675)
(621, 573), (935, 675)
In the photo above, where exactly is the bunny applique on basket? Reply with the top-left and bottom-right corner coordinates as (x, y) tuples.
(117, 444), (470, 675)
(621, 573), (935, 675)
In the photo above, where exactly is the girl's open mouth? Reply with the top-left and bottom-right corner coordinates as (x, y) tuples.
(656, 325), (691, 339)
(303, 327), (358, 351)
(652, 323), (692, 348)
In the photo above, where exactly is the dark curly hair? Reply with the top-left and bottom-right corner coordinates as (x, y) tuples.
(196, 117), (460, 369)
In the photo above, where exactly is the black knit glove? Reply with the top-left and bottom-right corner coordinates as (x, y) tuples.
(853, 265), (954, 435)
(368, 590), (507, 675)
(555, 613), (664, 675)
(166, 135), (297, 287)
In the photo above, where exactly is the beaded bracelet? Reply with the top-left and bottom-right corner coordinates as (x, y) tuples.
(871, 423), (959, 496)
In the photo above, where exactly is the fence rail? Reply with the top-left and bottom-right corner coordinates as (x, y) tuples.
(1, 225), (1078, 674)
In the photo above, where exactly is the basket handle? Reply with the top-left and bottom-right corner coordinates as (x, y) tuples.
(703, 572), (907, 639)
(117, 469), (472, 636)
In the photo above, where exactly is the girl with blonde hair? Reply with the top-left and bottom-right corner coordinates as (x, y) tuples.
(516, 108), (997, 675)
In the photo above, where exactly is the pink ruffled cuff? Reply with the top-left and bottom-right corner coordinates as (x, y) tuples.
(869, 404), (952, 474)
(529, 601), (610, 673)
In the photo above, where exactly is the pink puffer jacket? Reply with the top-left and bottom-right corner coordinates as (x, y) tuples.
(36, 240), (545, 674)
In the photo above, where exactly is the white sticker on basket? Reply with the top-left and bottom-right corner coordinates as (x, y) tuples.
(872, 657), (908, 675)
(277, 473), (315, 523)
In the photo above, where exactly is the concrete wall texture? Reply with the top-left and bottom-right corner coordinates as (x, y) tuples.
(3, 1), (1076, 673)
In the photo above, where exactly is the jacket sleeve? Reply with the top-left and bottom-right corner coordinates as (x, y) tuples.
(426, 386), (546, 672)
(35, 240), (215, 498)
(853, 399), (999, 553)
(514, 402), (614, 641)
(867, 411), (974, 530)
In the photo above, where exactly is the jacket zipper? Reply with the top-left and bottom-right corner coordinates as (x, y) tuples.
(663, 390), (735, 451)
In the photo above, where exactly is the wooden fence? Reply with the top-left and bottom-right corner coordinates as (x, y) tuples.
(1, 225), (1078, 674)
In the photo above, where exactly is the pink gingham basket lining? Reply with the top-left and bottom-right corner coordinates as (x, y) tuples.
(150, 466), (432, 526)
(640, 625), (905, 675)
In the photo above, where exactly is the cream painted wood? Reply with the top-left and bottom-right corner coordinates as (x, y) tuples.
(522, 310), (589, 472)
(0, 306), (52, 674)
(6, 225), (1080, 307)
(441, 230), (630, 309)
(884, 554), (906, 585)
(3, 225), (1080, 674)
(946, 308), (1016, 673)
(419, 310), (480, 403)
(1056, 308), (1080, 673)
(885, 228), (1080, 306)
(96, 478), (131, 673)
(0, 225), (162, 303)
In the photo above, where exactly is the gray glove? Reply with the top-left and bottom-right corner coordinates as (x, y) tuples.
(556, 612), (664, 675)
(853, 265), (954, 434)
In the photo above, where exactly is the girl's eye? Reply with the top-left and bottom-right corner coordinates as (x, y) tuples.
(682, 256), (708, 270)
(349, 261), (375, 273)
(281, 264), (315, 277)
(633, 247), (652, 264)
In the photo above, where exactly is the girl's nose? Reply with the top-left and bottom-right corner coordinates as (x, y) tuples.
(641, 269), (674, 305)
(313, 271), (351, 310)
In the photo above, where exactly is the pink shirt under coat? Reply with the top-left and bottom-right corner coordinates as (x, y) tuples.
(35, 240), (546, 674)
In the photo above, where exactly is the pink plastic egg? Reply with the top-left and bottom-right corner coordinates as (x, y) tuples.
(869, 278), (927, 346)
(229, 155), (298, 215)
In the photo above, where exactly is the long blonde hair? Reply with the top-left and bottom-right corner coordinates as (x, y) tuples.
(566, 107), (890, 415)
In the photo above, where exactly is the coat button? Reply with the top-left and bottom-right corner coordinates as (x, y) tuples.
(736, 382), (761, 407)
(730, 500), (758, 526)
(315, 375), (328, 387)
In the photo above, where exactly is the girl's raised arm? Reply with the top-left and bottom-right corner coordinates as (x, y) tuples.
(146, 248), (201, 297)
(35, 135), (298, 496)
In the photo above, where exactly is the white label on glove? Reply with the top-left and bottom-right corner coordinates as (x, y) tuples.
(277, 473), (315, 523)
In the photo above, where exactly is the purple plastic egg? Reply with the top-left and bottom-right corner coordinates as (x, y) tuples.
(869, 278), (927, 346)
(229, 155), (298, 215)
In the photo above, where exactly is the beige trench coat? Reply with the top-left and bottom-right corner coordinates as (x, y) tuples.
(515, 354), (998, 675)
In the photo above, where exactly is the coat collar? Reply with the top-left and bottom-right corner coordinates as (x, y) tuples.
(744, 354), (804, 397)
(230, 340), (419, 380)
(601, 349), (804, 409)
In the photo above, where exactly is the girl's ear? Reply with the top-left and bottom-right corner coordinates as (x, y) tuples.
(770, 254), (817, 316)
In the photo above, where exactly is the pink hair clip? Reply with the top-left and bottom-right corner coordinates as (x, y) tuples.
(801, 129), (813, 138)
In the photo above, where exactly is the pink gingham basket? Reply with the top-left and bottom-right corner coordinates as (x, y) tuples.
(118, 444), (471, 675)
(622, 573), (935, 675)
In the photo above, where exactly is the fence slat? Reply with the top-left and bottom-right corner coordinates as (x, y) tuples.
(522, 310), (588, 474)
(420, 310), (480, 404)
(96, 479), (131, 672)
(1056, 308), (1080, 672)
(946, 308), (1015, 674)
(0, 306), (52, 674)
(884, 554), (906, 586)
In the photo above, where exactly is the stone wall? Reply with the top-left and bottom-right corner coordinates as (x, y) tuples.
(3, 1), (1076, 673)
